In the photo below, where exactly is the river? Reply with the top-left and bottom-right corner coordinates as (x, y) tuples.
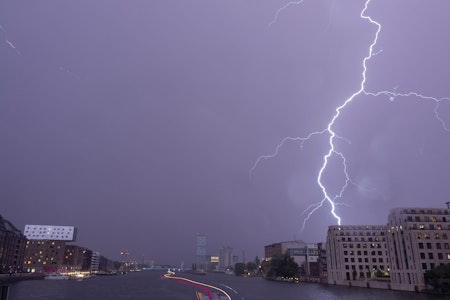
(6, 271), (447, 300)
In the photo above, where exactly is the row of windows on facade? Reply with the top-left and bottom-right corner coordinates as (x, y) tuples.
(336, 231), (385, 236)
(415, 232), (448, 239)
(418, 252), (450, 260)
(405, 215), (448, 223)
(418, 241), (450, 250)
(401, 209), (448, 215)
(344, 264), (387, 271)
(343, 250), (387, 256)
(342, 243), (385, 249)
(344, 257), (386, 263)
(336, 226), (387, 231)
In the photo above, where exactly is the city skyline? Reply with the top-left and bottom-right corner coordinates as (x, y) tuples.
(1, 0), (450, 265)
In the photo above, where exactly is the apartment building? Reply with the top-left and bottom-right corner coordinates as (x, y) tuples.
(387, 206), (450, 291)
(326, 225), (390, 288)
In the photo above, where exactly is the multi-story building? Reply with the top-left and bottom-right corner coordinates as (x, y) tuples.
(195, 234), (207, 271)
(219, 246), (233, 271)
(23, 224), (76, 273)
(23, 240), (66, 273)
(387, 206), (450, 292)
(326, 225), (389, 287)
(61, 244), (85, 273)
(264, 240), (320, 277)
(0, 214), (27, 274)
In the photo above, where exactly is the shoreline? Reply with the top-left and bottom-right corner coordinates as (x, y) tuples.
(0, 273), (45, 285)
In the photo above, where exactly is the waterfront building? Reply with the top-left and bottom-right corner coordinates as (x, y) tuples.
(386, 206), (450, 292)
(61, 245), (85, 273)
(23, 240), (66, 273)
(23, 224), (76, 273)
(0, 214), (27, 274)
(264, 240), (320, 277)
(219, 246), (233, 272)
(326, 225), (390, 287)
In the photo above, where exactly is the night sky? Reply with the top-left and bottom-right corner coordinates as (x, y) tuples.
(1, 0), (450, 266)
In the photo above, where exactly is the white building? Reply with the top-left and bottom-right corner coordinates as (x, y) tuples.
(326, 225), (390, 287)
(387, 206), (450, 292)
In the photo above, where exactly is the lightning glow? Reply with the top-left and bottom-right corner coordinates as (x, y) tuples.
(251, 0), (450, 230)
(0, 24), (20, 55)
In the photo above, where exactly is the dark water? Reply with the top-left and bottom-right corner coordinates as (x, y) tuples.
(6, 271), (449, 300)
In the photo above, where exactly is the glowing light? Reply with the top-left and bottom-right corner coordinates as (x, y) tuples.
(251, 0), (450, 230)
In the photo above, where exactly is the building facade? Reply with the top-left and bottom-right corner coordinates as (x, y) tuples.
(195, 234), (207, 271)
(326, 225), (390, 287)
(219, 246), (233, 272)
(387, 206), (450, 291)
(23, 240), (66, 273)
(264, 240), (320, 277)
(0, 215), (27, 274)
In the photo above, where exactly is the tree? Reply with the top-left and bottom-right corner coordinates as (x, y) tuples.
(234, 263), (245, 276)
(425, 264), (450, 293)
(246, 262), (257, 274)
(266, 252), (299, 279)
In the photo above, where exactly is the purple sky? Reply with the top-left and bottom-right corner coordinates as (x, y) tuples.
(1, 0), (450, 266)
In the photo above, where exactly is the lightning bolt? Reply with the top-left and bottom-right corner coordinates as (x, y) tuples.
(251, 0), (450, 230)
(0, 24), (20, 55)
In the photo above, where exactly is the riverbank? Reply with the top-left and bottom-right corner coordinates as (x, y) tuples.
(0, 273), (44, 285)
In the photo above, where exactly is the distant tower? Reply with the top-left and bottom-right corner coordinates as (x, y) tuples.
(219, 246), (233, 271)
(196, 233), (207, 271)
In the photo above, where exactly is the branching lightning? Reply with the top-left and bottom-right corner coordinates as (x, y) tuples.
(0, 24), (20, 55)
(251, 0), (450, 231)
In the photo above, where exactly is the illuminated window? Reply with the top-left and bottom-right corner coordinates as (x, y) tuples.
(419, 224), (425, 230)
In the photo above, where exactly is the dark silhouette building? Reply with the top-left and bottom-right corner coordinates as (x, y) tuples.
(0, 214), (27, 274)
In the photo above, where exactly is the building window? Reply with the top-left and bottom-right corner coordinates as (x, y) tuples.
(443, 234), (448, 240)
(422, 263), (427, 270)
(445, 243), (450, 250)
(447, 254), (450, 260)
(438, 253), (443, 260)
(345, 258), (348, 262)
(429, 253), (434, 259)
(437, 243), (442, 249)
(419, 243), (424, 249)
(427, 243), (432, 249)
(420, 253), (425, 259)
(437, 225), (443, 230)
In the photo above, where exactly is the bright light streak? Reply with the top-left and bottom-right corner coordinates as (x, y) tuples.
(164, 274), (232, 300)
(0, 24), (20, 55)
(252, 0), (450, 230)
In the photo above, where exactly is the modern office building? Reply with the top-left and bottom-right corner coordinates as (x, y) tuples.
(0, 214), (27, 274)
(386, 206), (450, 291)
(326, 225), (390, 287)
